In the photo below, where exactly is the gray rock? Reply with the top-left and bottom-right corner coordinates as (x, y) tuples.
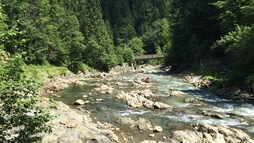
(168, 123), (254, 143)
(154, 102), (171, 109)
(202, 111), (228, 120)
(136, 118), (153, 131)
(116, 91), (170, 110)
(115, 117), (135, 127)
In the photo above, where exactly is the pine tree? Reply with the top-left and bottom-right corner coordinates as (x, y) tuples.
(81, 0), (116, 70)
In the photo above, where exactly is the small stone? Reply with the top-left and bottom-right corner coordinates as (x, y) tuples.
(74, 99), (85, 105)
(82, 95), (88, 98)
(115, 127), (120, 131)
(149, 134), (155, 137)
(162, 136), (167, 140)
(153, 126), (163, 132)
(96, 98), (103, 101)
(84, 101), (90, 104)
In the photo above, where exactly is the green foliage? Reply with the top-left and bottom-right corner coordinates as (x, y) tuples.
(0, 54), (24, 81)
(246, 73), (254, 86)
(217, 25), (254, 83)
(142, 18), (172, 54)
(0, 60), (52, 141)
(214, 0), (254, 32)
(127, 37), (144, 56)
(24, 64), (68, 77)
(0, 78), (52, 142)
(81, 64), (97, 73)
(211, 0), (254, 85)
(118, 24), (137, 46)
(115, 46), (125, 65)
(67, 61), (82, 74)
(166, 0), (220, 70)
(0, 12), (52, 141)
(123, 48), (135, 65)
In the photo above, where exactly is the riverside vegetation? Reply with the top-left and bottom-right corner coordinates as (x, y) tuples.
(0, 0), (253, 142)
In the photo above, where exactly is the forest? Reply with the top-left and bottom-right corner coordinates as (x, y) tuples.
(0, 0), (253, 142)
(1, 0), (253, 85)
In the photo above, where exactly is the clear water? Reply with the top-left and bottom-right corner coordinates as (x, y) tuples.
(54, 69), (254, 141)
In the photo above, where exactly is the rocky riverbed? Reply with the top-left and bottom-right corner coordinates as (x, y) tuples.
(41, 65), (254, 143)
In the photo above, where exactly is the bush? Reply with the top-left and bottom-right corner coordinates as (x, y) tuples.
(0, 79), (53, 142)
(67, 61), (82, 74)
(0, 24), (52, 142)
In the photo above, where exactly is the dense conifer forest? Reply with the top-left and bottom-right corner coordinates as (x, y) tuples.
(1, 0), (253, 84)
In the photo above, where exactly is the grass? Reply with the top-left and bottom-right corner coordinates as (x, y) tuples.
(24, 63), (97, 78)
(190, 68), (231, 88)
(81, 64), (97, 73)
(24, 64), (68, 76)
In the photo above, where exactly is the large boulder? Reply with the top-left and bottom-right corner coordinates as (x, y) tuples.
(116, 91), (170, 110)
(41, 100), (119, 143)
(168, 123), (254, 143)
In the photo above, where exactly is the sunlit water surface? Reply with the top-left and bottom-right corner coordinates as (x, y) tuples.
(54, 69), (254, 141)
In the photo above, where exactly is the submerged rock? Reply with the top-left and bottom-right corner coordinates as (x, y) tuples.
(73, 81), (86, 86)
(115, 117), (164, 133)
(202, 111), (228, 120)
(165, 88), (188, 96)
(184, 98), (200, 104)
(92, 84), (114, 94)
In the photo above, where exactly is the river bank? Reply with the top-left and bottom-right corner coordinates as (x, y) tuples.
(182, 74), (254, 101)
(40, 64), (254, 143)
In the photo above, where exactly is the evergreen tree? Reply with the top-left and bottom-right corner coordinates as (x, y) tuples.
(81, 0), (117, 70)
(166, 0), (220, 70)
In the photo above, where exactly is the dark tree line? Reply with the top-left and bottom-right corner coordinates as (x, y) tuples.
(1, 0), (253, 84)
(165, 0), (254, 85)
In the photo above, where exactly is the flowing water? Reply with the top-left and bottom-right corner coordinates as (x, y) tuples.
(54, 68), (254, 141)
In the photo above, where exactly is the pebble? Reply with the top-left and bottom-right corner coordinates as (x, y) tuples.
(96, 99), (103, 101)
(82, 95), (88, 98)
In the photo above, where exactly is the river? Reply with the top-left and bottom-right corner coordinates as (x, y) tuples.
(54, 68), (254, 141)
